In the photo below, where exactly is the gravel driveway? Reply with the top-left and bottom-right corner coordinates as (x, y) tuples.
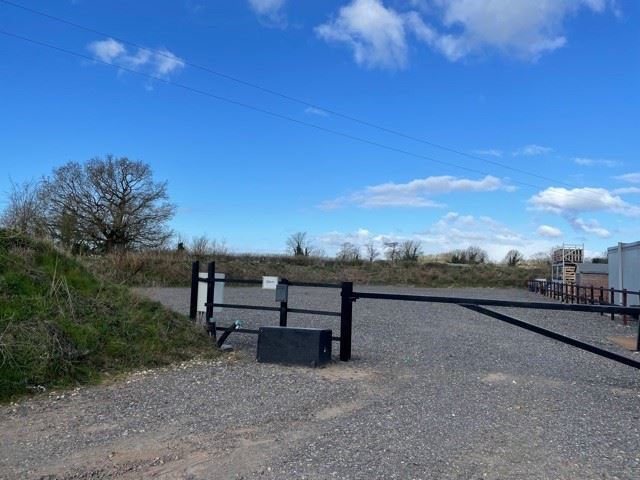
(1, 286), (639, 479)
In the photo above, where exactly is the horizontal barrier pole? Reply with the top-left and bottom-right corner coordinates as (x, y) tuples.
(198, 277), (341, 288)
(198, 278), (263, 285)
(462, 304), (640, 369)
(353, 291), (640, 317)
(209, 303), (281, 312)
(215, 326), (260, 335)
(287, 281), (342, 289)
(207, 303), (342, 317)
(214, 326), (342, 342)
(287, 308), (341, 317)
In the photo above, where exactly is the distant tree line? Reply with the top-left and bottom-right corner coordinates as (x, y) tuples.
(284, 232), (550, 267)
(1, 156), (175, 253)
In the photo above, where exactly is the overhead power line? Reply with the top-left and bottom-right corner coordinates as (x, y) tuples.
(3, 27), (632, 214)
(0, 0), (576, 189)
(0, 28), (550, 193)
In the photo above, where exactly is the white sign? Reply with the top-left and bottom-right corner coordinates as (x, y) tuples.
(262, 276), (279, 290)
(197, 272), (225, 314)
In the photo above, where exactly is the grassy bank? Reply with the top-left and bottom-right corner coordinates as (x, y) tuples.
(0, 231), (215, 402)
(85, 250), (548, 288)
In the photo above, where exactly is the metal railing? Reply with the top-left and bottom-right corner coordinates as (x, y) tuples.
(528, 279), (640, 325)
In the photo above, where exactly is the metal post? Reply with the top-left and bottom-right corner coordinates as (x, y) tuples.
(189, 261), (199, 320)
(206, 261), (216, 339)
(279, 278), (288, 327)
(610, 287), (615, 320)
(590, 285), (594, 305)
(637, 316), (640, 352)
(340, 281), (353, 362)
(623, 289), (628, 325)
(599, 286), (604, 304)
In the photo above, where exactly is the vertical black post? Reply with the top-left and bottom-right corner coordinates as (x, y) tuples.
(637, 313), (640, 352)
(623, 289), (628, 325)
(189, 261), (199, 320)
(279, 278), (288, 327)
(590, 285), (594, 305)
(610, 287), (615, 320)
(340, 281), (353, 362)
(599, 286), (604, 303)
(206, 261), (216, 339)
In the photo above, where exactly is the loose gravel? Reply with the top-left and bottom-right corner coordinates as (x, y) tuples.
(1, 286), (639, 479)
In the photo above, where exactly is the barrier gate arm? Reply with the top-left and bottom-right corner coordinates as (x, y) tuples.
(461, 304), (640, 370)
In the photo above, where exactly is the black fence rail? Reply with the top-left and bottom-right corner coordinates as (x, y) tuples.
(352, 289), (640, 369)
(528, 280), (640, 325)
(189, 261), (353, 361)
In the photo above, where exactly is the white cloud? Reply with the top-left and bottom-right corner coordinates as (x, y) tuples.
(154, 49), (185, 75)
(529, 186), (640, 238)
(321, 175), (511, 209)
(473, 149), (502, 157)
(248, 0), (287, 27)
(315, 0), (408, 70)
(513, 144), (553, 156)
(316, 1), (617, 68)
(615, 172), (640, 184)
(86, 38), (184, 79)
(528, 186), (639, 216)
(432, 0), (616, 61)
(537, 225), (562, 238)
(304, 107), (328, 117)
(573, 157), (621, 167)
(87, 38), (126, 62)
(315, 212), (557, 260)
(570, 218), (611, 238)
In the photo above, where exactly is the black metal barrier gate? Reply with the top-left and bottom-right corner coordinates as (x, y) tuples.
(351, 290), (640, 370)
(189, 261), (353, 361)
(189, 261), (640, 369)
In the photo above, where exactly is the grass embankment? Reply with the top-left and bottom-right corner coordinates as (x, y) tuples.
(0, 231), (216, 402)
(85, 250), (548, 288)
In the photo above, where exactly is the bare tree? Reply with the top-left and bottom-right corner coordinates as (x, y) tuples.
(528, 251), (551, 266)
(465, 245), (488, 264)
(40, 156), (175, 252)
(400, 240), (423, 262)
(0, 179), (48, 237)
(449, 246), (489, 264)
(188, 235), (228, 257)
(286, 231), (313, 256)
(384, 241), (399, 262)
(336, 242), (360, 262)
(364, 241), (379, 262)
(503, 249), (524, 267)
(189, 235), (210, 257)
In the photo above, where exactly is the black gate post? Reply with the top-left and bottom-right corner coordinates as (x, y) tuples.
(279, 278), (288, 327)
(206, 261), (216, 339)
(189, 261), (199, 320)
(340, 281), (353, 361)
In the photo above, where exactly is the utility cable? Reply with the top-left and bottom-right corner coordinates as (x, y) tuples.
(0, 0), (577, 189)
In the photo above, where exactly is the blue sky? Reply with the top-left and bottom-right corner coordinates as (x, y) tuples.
(1, 0), (639, 259)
